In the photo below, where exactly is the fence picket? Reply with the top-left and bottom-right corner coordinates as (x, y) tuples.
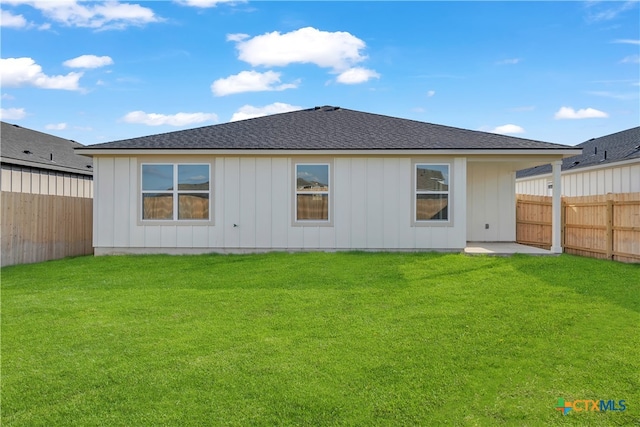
(1, 192), (93, 266)
(516, 193), (640, 263)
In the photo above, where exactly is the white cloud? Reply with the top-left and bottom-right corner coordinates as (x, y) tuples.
(230, 102), (303, 122)
(123, 111), (218, 126)
(1, 9), (27, 27)
(211, 70), (298, 96)
(496, 58), (521, 65)
(1, 93), (15, 100)
(490, 124), (525, 135)
(335, 67), (380, 84)
(63, 55), (113, 69)
(175, 0), (245, 8)
(0, 107), (26, 120)
(587, 91), (638, 100)
(227, 33), (249, 42)
(585, 0), (637, 22)
(612, 39), (640, 45)
(231, 27), (368, 71)
(427, 90), (435, 97)
(45, 122), (67, 130)
(0, 57), (83, 90)
(620, 54), (640, 64)
(554, 106), (609, 120)
(3, 1), (160, 30)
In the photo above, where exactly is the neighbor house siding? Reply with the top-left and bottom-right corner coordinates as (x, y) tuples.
(516, 162), (640, 196)
(1, 164), (93, 198)
(93, 155), (469, 252)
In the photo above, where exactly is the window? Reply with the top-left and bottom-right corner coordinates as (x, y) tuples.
(295, 163), (330, 222)
(415, 164), (449, 221)
(141, 163), (210, 221)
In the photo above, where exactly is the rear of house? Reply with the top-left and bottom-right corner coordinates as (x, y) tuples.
(77, 107), (580, 255)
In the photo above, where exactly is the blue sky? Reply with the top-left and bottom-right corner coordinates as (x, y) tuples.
(1, 1), (638, 146)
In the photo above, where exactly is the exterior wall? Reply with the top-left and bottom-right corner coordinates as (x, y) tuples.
(466, 162), (516, 242)
(516, 161), (640, 196)
(93, 155), (470, 252)
(0, 163), (93, 198)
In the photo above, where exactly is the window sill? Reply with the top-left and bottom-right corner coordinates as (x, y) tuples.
(138, 219), (215, 226)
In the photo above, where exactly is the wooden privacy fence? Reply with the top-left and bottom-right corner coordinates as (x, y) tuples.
(1, 192), (93, 267)
(516, 193), (640, 263)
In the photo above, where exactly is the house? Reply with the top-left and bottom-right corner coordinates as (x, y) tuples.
(516, 127), (640, 196)
(1, 121), (93, 197)
(1, 121), (94, 266)
(76, 106), (581, 255)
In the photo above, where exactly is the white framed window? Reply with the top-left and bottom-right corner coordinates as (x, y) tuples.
(415, 163), (450, 222)
(294, 162), (331, 224)
(141, 163), (211, 222)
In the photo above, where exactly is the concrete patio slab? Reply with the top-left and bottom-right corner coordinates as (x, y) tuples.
(464, 242), (555, 256)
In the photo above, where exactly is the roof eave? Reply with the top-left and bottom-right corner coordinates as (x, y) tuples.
(75, 148), (583, 157)
(516, 156), (640, 180)
(1, 157), (94, 176)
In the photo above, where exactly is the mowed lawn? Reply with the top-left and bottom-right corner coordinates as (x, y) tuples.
(1, 252), (638, 426)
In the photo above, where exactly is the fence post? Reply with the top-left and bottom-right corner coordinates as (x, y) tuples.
(561, 198), (566, 251)
(606, 198), (614, 260)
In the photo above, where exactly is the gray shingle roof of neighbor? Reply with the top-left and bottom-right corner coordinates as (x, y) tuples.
(516, 126), (640, 179)
(1, 121), (93, 175)
(79, 106), (575, 151)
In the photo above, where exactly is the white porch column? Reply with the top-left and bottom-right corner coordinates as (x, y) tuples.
(551, 160), (562, 254)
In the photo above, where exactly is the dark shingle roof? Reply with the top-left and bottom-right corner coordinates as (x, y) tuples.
(516, 127), (640, 179)
(80, 106), (574, 151)
(1, 121), (93, 175)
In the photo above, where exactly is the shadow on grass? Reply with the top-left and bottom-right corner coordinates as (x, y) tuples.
(1, 251), (450, 292)
(510, 253), (640, 313)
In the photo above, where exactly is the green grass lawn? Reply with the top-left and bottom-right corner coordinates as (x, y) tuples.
(2, 252), (638, 426)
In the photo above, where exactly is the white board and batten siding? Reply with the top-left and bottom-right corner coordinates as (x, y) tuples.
(516, 162), (640, 197)
(466, 162), (516, 242)
(93, 155), (473, 253)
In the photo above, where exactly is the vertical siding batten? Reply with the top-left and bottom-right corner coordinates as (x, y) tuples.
(349, 158), (367, 248)
(96, 157), (115, 247)
(223, 157), (241, 248)
(365, 158), (384, 248)
(255, 158), (273, 248)
(113, 158), (130, 247)
(334, 157), (351, 249)
(270, 157), (288, 248)
(129, 158), (145, 247)
(382, 158), (400, 249)
(239, 157), (257, 248)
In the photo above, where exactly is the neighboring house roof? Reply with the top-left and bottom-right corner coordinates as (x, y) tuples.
(77, 106), (576, 152)
(1, 121), (93, 175)
(517, 127), (640, 179)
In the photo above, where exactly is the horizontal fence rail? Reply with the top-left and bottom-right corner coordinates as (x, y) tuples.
(1, 191), (93, 267)
(516, 192), (640, 263)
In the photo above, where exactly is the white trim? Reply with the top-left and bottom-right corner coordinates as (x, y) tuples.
(292, 160), (334, 227)
(411, 160), (454, 227)
(1, 157), (93, 176)
(551, 160), (562, 254)
(94, 247), (464, 256)
(77, 148), (582, 157)
(139, 162), (213, 225)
